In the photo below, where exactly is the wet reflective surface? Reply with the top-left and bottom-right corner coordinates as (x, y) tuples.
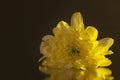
(39, 66), (113, 80)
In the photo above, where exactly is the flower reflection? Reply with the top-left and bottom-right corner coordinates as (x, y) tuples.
(39, 66), (113, 80)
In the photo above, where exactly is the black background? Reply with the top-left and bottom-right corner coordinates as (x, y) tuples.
(24, 0), (120, 80)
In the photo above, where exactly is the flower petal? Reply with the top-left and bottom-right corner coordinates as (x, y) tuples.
(98, 38), (114, 47)
(53, 21), (69, 36)
(98, 38), (114, 54)
(98, 57), (112, 66)
(71, 12), (84, 32)
(85, 26), (98, 40)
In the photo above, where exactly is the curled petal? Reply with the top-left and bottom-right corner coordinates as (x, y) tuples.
(53, 21), (69, 36)
(80, 26), (98, 41)
(56, 21), (69, 28)
(85, 26), (98, 40)
(98, 38), (114, 47)
(98, 38), (114, 54)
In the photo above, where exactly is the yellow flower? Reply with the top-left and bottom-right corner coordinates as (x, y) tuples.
(39, 12), (114, 69)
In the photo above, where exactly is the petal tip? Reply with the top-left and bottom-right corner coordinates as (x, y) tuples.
(71, 12), (83, 27)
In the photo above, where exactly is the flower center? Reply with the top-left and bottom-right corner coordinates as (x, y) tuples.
(71, 47), (79, 54)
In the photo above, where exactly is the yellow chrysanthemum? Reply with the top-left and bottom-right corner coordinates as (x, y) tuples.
(39, 12), (114, 69)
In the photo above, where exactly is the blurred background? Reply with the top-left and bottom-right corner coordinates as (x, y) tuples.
(24, 0), (120, 80)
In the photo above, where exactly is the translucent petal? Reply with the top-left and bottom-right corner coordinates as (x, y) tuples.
(71, 12), (84, 31)
(98, 38), (114, 47)
(42, 35), (53, 41)
(98, 38), (114, 54)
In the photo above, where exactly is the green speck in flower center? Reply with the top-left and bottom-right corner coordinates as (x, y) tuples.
(71, 47), (79, 54)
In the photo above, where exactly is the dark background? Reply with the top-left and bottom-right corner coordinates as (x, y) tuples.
(24, 0), (120, 80)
